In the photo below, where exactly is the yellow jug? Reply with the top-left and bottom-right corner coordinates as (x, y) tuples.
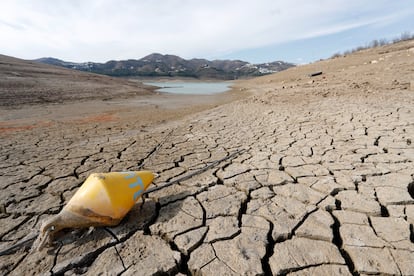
(34, 171), (155, 250)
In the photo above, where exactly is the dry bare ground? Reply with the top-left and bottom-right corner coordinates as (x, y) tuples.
(1, 40), (413, 275)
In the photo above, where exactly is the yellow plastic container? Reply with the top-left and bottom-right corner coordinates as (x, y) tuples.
(65, 171), (155, 221)
(35, 171), (155, 250)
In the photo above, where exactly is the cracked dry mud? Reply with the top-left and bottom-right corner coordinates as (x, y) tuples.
(1, 40), (414, 275)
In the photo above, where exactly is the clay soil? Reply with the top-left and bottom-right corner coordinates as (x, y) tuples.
(1, 40), (413, 275)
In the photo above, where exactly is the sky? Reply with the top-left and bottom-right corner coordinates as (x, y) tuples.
(1, 0), (414, 64)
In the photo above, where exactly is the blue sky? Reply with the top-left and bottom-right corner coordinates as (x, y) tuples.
(1, 0), (413, 64)
(224, 18), (414, 64)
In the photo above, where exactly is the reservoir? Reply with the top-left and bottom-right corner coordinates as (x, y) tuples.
(144, 81), (233, 95)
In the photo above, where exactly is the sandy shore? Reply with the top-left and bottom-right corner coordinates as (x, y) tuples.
(1, 40), (414, 275)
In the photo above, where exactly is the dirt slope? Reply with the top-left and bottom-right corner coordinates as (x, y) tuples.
(0, 54), (152, 106)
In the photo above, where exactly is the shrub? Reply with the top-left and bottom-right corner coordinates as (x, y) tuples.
(330, 31), (414, 60)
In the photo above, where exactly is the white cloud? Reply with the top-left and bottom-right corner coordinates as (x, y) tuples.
(0, 0), (413, 61)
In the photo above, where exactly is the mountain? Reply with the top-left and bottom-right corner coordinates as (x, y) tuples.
(34, 54), (295, 80)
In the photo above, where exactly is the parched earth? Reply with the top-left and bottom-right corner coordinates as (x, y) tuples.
(1, 40), (414, 275)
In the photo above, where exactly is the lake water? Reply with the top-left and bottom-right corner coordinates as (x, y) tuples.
(144, 81), (233, 95)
